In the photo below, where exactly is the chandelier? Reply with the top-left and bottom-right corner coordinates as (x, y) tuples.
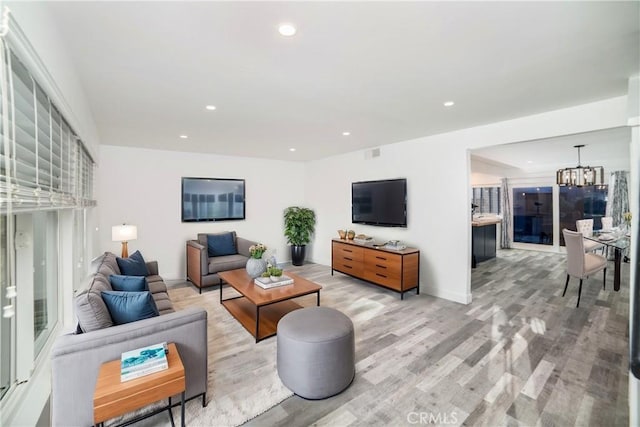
(556, 144), (604, 187)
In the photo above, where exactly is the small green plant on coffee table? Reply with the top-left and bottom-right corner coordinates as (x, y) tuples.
(261, 265), (283, 278)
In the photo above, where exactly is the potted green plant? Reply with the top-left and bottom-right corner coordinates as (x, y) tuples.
(284, 206), (316, 266)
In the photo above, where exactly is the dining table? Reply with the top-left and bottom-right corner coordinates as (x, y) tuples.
(585, 228), (631, 291)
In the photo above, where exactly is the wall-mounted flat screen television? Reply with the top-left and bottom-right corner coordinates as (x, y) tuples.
(182, 177), (245, 222)
(352, 178), (407, 227)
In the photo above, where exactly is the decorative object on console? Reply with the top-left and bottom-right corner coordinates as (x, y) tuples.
(346, 230), (355, 240)
(112, 224), (137, 258)
(353, 234), (373, 245)
(284, 206), (316, 266)
(556, 145), (604, 187)
(337, 229), (346, 239)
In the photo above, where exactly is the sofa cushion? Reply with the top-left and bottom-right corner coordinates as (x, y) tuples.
(89, 252), (120, 275)
(147, 278), (168, 295)
(101, 291), (159, 325)
(207, 232), (237, 257)
(153, 293), (175, 315)
(109, 275), (148, 292)
(75, 274), (114, 333)
(208, 254), (248, 274)
(116, 250), (150, 276)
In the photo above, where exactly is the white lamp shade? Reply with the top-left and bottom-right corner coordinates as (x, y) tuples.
(112, 224), (138, 242)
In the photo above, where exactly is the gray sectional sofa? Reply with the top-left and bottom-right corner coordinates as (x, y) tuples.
(186, 231), (258, 293)
(51, 252), (208, 427)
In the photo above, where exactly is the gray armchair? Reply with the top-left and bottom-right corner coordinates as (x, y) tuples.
(186, 231), (258, 293)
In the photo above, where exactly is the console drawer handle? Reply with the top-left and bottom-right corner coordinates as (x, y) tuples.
(375, 264), (387, 269)
(375, 256), (387, 260)
(344, 249), (353, 253)
(376, 273), (387, 278)
(343, 264), (352, 269)
(344, 257), (353, 261)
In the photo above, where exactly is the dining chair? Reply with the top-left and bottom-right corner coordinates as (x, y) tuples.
(576, 219), (604, 253)
(562, 229), (607, 307)
(600, 216), (614, 257)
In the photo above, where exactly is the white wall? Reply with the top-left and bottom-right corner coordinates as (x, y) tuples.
(305, 96), (629, 304)
(626, 75), (639, 427)
(6, 1), (101, 157)
(98, 145), (305, 279)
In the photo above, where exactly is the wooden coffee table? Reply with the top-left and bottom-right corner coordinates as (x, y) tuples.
(218, 269), (322, 343)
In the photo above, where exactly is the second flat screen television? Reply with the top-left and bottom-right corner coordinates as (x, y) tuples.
(182, 177), (245, 222)
(352, 178), (407, 227)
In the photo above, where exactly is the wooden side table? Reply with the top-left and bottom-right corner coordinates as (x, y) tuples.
(94, 342), (186, 427)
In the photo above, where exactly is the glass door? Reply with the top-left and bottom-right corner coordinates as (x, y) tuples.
(513, 187), (554, 245)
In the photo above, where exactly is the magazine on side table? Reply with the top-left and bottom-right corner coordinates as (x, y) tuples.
(254, 275), (294, 289)
(121, 342), (169, 382)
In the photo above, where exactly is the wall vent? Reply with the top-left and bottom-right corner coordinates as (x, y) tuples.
(365, 148), (381, 159)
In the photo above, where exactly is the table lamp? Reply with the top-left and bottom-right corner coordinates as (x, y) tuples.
(112, 224), (137, 258)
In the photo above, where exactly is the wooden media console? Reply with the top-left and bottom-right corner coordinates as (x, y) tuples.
(331, 239), (420, 299)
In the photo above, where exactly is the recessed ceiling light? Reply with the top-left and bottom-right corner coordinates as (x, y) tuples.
(342, 131), (351, 136)
(527, 160), (533, 164)
(289, 148), (296, 152)
(179, 135), (188, 139)
(279, 23), (297, 37)
(443, 101), (455, 107)
(205, 105), (216, 111)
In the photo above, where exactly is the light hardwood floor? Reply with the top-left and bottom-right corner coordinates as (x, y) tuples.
(243, 249), (630, 426)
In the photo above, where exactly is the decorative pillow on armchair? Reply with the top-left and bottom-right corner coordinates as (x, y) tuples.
(207, 232), (237, 257)
(101, 291), (159, 325)
(116, 250), (150, 276)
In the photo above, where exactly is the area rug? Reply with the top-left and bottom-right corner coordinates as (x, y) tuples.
(108, 283), (294, 427)
(172, 284), (295, 426)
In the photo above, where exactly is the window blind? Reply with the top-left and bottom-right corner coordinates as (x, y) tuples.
(0, 41), (95, 212)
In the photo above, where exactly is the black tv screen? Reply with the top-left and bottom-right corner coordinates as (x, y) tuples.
(182, 177), (245, 222)
(352, 179), (407, 227)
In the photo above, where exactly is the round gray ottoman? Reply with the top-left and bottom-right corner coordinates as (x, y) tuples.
(277, 306), (355, 399)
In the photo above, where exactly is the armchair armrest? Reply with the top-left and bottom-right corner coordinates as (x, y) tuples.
(186, 240), (208, 286)
(51, 307), (208, 427)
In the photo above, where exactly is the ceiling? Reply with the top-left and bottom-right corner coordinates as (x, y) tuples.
(471, 126), (631, 175)
(39, 1), (640, 161)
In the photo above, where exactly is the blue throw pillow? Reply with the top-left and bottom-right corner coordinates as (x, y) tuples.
(207, 233), (237, 257)
(101, 291), (159, 325)
(109, 275), (148, 292)
(116, 250), (150, 276)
